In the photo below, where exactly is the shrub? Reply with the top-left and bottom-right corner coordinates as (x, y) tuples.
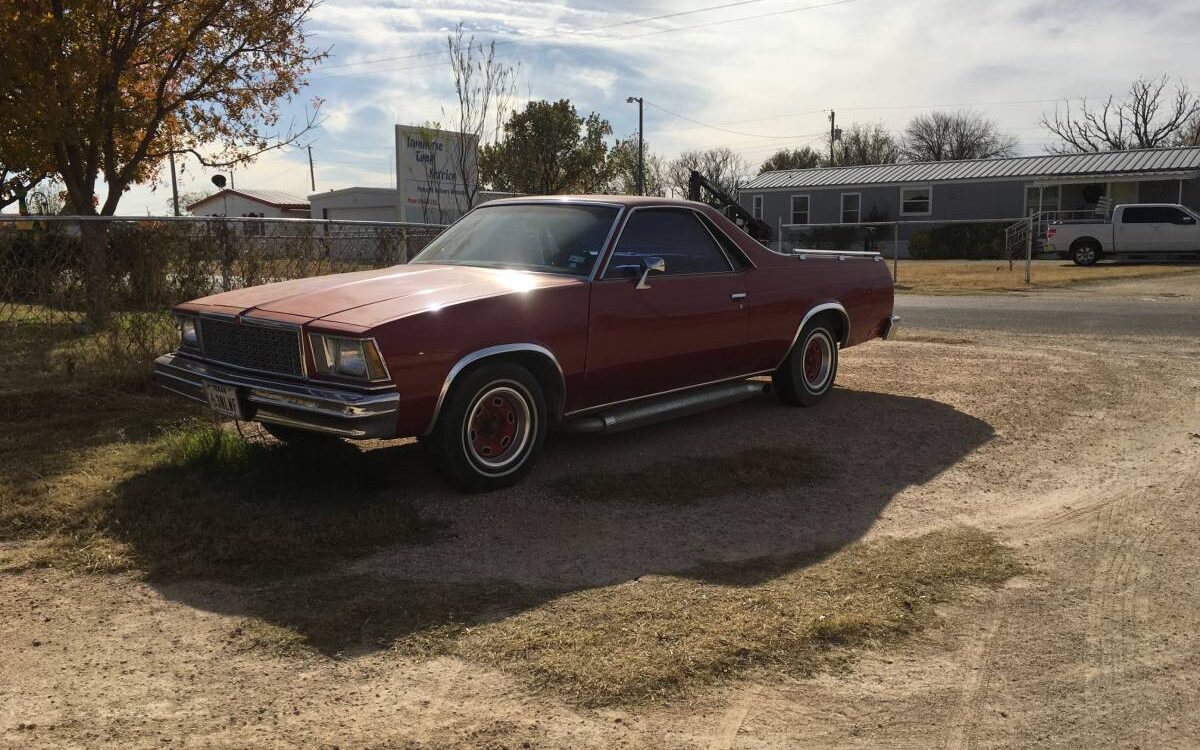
(908, 223), (1007, 260)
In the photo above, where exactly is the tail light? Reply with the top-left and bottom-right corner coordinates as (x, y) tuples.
(1046, 226), (1057, 239)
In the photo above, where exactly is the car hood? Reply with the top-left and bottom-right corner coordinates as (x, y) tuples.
(185, 264), (582, 328)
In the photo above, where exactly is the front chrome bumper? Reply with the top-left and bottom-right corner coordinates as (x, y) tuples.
(153, 353), (400, 439)
(881, 314), (901, 340)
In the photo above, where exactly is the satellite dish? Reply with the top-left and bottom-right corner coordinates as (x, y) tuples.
(211, 174), (227, 188)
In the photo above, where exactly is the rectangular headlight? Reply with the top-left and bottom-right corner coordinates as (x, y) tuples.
(174, 314), (199, 349)
(309, 333), (389, 381)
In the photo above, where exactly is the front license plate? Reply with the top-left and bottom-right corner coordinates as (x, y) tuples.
(204, 383), (244, 420)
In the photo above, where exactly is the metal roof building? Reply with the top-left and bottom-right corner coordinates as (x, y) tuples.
(188, 188), (310, 218)
(743, 147), (1200, 191)
(739, 147), (1200, 255)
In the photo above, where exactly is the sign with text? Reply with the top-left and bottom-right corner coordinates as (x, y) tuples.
(394, 124), (478, 224)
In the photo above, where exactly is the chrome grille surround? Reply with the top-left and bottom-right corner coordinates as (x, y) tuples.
(198, 316), (304, 378)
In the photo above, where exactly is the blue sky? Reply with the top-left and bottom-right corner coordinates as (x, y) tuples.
(105, 0), (1200, 214)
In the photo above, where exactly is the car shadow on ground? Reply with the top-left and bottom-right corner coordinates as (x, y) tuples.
(108, 386), (994, 656)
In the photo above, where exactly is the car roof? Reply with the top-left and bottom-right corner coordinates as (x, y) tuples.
(478, 194), (714, 209)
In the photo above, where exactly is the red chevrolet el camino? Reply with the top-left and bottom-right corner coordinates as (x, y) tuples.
(155, 196), (897, 490)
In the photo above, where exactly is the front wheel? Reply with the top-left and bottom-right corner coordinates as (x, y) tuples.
(773, 320), (839, 407)
(426, 362), (547, 492)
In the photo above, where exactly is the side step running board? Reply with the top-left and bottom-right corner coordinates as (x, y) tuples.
(562, 380), (768, 435)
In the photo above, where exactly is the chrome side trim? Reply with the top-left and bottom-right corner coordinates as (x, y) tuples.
(424, 343), (566, 435)
(791, 249), (881, 260)
(587, 204), (630, 282)
(777, 302), (851, 369)
(562, 370), (774, 419)
(881, 314), (900, 340)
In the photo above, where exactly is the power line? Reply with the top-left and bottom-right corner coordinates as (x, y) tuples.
(311, 0), (874, 80)
(624, 0), (870, 39)
(645, 100), (825, 139)
(642, 92), (1141, 144)
(317, 0), (851, 72)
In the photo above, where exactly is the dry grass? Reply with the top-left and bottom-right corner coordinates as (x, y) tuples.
(0, 312), (438, 578)
(0, 422), (438, 578)
(891, 332), (977, 345)
(549, 446), (831, 504)
(451, 528), (1019, 705)
(235, 528), (1020, 705)
(894, 259), (1200, 294)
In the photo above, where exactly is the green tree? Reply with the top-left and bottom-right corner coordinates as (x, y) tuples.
(758, 146), (823, 174)
(480, 100), (613, 194)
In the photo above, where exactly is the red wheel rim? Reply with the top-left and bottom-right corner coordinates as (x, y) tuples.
(465, 384), (532, 471)
(804, 338), (823, 382)
(801, 332), (833, 391)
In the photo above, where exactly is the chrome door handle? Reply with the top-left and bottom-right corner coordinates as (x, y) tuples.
(730, 292), (747, 300)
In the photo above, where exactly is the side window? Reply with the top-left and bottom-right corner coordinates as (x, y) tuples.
(1160, 207), (1191, 224)
(1122, 207), (1153, 223)
(604, 209), (733, 279)
(841, 193), (861, 223)
(790, 195), (810, 225)
(696, 212), (753, 270)
(751, 195), (763, 220)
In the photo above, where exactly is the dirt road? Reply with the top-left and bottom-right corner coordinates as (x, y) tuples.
(2, 279), (1198, 748)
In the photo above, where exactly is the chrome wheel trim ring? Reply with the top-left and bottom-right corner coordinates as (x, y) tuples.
(801, 330), (834, 392)
(462, 382), (535, 475)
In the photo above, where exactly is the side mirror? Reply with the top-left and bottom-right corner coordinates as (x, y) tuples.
(1180, 215), (1196, 225)
(635, 256), (666, 290)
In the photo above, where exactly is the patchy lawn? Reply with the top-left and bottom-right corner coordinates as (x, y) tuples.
(0, 311), (1021, 715)
(226, 527), (1020, 706)
(893, 259), (1200, 294)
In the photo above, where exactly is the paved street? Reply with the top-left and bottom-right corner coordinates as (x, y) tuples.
(897, 283), (1200, 337)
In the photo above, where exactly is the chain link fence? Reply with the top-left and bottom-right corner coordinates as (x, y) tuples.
(770, 217), (1031, 281)
(0, 215), (445, 383)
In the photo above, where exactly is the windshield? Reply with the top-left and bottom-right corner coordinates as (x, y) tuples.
(411, 203), (619, 276)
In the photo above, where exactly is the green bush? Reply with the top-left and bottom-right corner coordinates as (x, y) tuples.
(908, 223), (1007, 260)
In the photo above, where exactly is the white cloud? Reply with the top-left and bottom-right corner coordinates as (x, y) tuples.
(83, 0), (1200, 214)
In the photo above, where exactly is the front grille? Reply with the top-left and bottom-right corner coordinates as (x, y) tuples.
(199, 317), (303, 377)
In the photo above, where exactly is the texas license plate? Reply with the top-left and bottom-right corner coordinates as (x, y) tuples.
(204, 383), (244, 420)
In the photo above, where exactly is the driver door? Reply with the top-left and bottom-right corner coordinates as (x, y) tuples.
(583, 208), (749, 407)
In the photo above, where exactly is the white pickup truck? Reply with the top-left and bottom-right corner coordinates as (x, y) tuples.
(1046, 203), (1200, 266)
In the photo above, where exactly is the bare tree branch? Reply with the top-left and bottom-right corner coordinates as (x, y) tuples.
(1042, 75), (1200, 153)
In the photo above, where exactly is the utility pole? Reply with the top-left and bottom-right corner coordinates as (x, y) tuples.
(828, 110), (842, 165)
(626, 96), (644, 195)
(168, 151), (180, 216)
(307, 144), (316, 192)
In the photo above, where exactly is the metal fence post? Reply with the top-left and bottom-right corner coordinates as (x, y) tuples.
(892, 221), (899, 281)
(1024, 213), (1034, 285)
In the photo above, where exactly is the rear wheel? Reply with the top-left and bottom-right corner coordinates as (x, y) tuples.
(773, 319), (839, 407)
(1071, 240), (1101, 266)
(426, 362), (547, 492)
